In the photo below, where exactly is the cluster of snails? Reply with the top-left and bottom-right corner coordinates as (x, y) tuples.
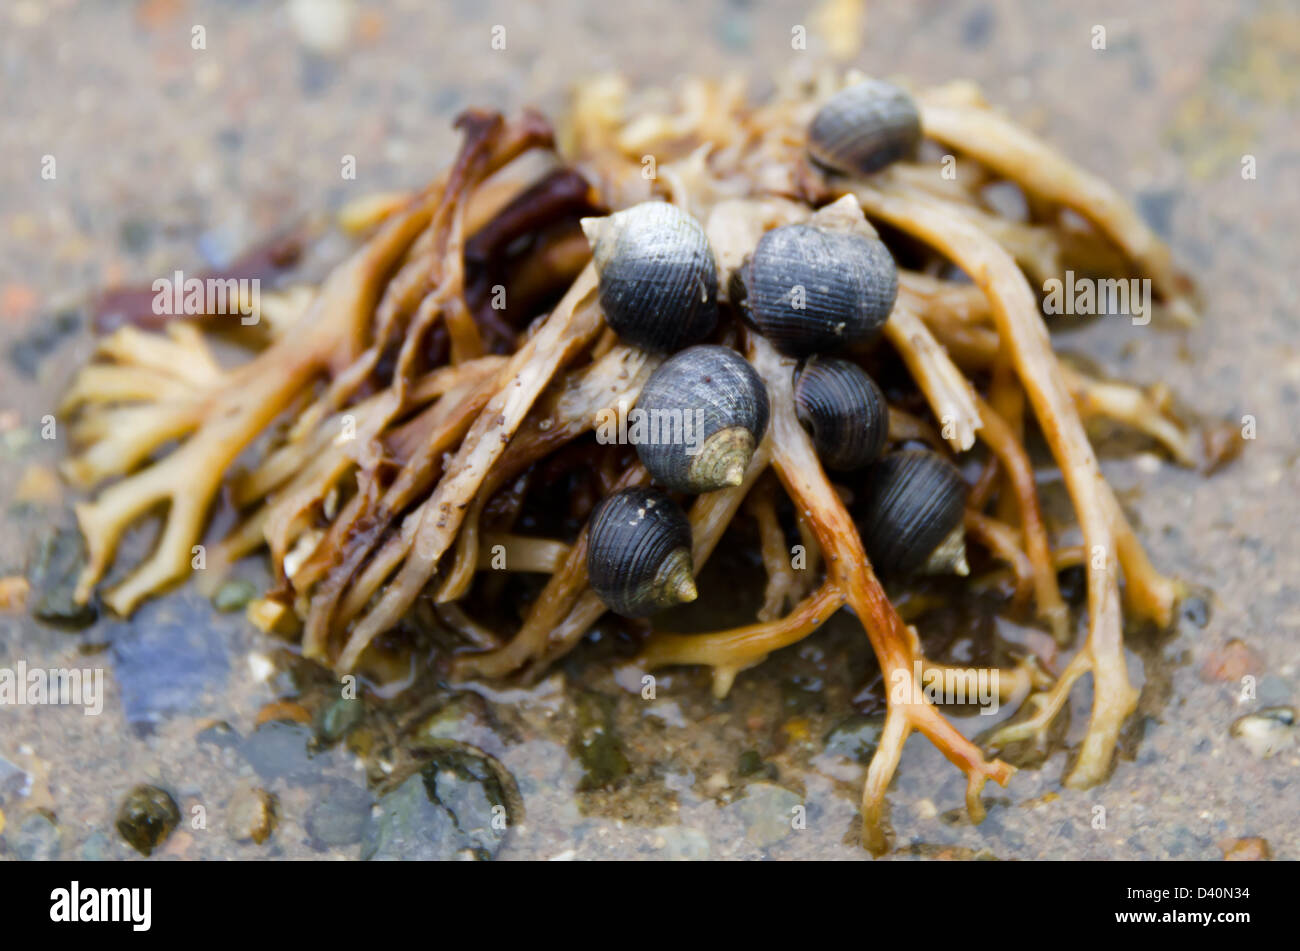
(581, 80), (968, 618)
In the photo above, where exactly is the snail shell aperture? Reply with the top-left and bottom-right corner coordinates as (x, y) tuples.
(734, 222), (898, 356)
(581, 201), (719, 353)
(807, 79), (922, 177)
(587, 486), (697, 618)
(793, 356), (888, 471)
(857, 449), (968, 576)
(633, 345), (769, 493)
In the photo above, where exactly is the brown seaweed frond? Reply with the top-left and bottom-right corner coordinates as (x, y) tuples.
(851, 182), (1173, 787)
(59, 69), (1207, 852)
(70, 189), (443, 614)
(918, 82), (1198, 324)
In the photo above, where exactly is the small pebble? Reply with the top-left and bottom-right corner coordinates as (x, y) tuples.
(227, 786), (277, 845)
(1221, 837), (1270, 861)
(1181, 595), (1211, 628)
(730, 782), (803, 849)
(109, 594), (231, 729)
(13, 464), (61, 505)
(823, 714), (884, 765)
(27, 527), (96, 627)
(289, 0), (354, 54)
(0, 576), (29, 612)
(1134, 452), (1162, 474)
(1229, 706), (1297, 759)
(240, 720), (320, 782)
(116, 785), (181, 856)
(315, 696), (364, 744)
(980, 181), (1028, 222)
(361, 750), (512, 861)
(306, 783), (371, 850)
(913, 798), (938, 820)
(737, 749), (765, 777)
(12, 812), (60, 860)
(211, 579), (257, 613)
(1198, 638), (1261, 684)
(247, 651), (276, 683)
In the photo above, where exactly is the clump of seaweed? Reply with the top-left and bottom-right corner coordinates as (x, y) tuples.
(61, 70), (1222, 853)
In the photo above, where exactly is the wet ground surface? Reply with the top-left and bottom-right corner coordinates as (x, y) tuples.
(1, 0), (1297, 860)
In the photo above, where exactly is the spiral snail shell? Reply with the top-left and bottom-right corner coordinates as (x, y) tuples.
(856, 449), (969, 576)
(581, 201), (718, 353)
(807, 79), (922, 177)
(733, 221), (898, 357)
(793, 356), (888, 471)
(586, 486), (697, 618)
(633, 345), (770, 494)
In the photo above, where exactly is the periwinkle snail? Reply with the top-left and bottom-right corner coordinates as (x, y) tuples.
(807, 79), (922, 176)
(793, 357), (888, 471)
(733, 221), (898, 356)
(857, 449), (969, 576)
(581, 201), (718, 352)
(587, 486), (697, 618)
(633, 345), (770, 493)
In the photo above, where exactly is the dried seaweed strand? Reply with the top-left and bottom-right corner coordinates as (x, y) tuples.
(749, 333), (1014, 850)
(853, 182), (1169, 787)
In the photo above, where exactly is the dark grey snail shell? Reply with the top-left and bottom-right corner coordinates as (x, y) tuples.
(587, 486), (697, 618)
(633, 345), (769, 493)
(793, 357), (888, 471)
(857, 449), (968, 576)
(582, 201), (718, 353)
(734, 223), (898, 356)
(807, 80), (922, 176)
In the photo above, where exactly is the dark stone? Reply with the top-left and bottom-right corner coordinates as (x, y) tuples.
(196, 721), (241, 750)
(116, 785), (180, 856)
(305, 783), (370, 850)
(10, 812), (61, 861)
(737, 750), (764, 776)
(314, 697), (365, 745)
(731, 783), (802, 849)
(107, 593), (231, 730)
(27, 527), (97, 628)
(1181, 595), (1211, 628)
(823, 714), (884, 765)
(239, 721), (321, 783)
(361, 749), (512, 861)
